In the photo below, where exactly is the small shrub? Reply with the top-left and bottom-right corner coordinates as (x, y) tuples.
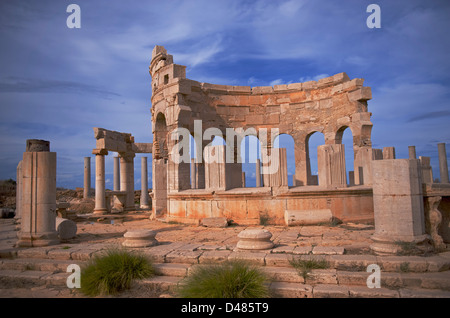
(80, 248), (155, 297)
(259, 210), (271, 226)
(290, 257), (329, 280)
(394, 241), (420, 256)
(177, 260), (270, 298)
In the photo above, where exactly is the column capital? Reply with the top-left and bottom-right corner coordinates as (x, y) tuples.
(119, 151), (136, 160)
(92, 149), (108, 156)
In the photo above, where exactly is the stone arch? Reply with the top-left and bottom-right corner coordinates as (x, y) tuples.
(335, 126), (355, 185)
(240, 135), (262, 187)
(306, 130), (326, 185)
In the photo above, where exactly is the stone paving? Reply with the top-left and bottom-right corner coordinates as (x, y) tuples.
(1, 214), (450, 298)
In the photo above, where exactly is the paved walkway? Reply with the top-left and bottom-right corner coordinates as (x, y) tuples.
(1, 214), (449, 298)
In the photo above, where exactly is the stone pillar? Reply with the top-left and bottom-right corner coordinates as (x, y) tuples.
(408, 146), (416, 159)
(354, 147), (382, 186)
(83, 157), (91, 199)
(419, 156), (433, 184)
(15, 160), (23, 220)
(190, 158), (197, 189)
(348, 171), (355, 186)
(370, 159), (430, 255)
(93, 149), (108, 215)
(383, 147), (396, 159)
(438, 143), (449, 183)
(120, 152), (135, 211)
(255, 159), (261, 187)
(113, 156), (120, 191)
(140, 157), (150, 209)
(17, 139), (59, 247)
(261, 148), (288, 187)
(152, 158), (167, 217)
(204, 145), (241, 190)
(317, 144), (347, 188)
(205, 145), (226, 190)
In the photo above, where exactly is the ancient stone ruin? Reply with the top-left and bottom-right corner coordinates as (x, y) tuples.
(4, 45), (450, 298)
(39, 45), (448, 256)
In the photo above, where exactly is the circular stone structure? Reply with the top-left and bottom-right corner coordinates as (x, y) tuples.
(236, 228), (274, 250)
(122, 229), (158, 248)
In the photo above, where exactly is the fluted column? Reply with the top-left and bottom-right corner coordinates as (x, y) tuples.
(83, 157), (91, 199)
(17, 139), (59, 247)
(140, 157), (150, 209)
(438, 143), (449, 183)
(93, 149), (108, 214)
(120, 152), (135, 211)
(113, 156), (120, 191)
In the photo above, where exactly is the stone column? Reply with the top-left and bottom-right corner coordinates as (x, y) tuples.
(152, 158), (167, 217)
(15, 160), (23, 220)
(419, 156), (433, 184)
(353, 147), (382, 186)
(438, 143), (449, 183)
(93, 149), (108, 214)
(190, 158), (197, 189)
(83, 157), (91, 199)
(408, 146), (416, 159)
(370, 159), (430, 255)
(255, 159), (261, 187)
(317, 144), (347, 188)
(140, 157), (150, 209)
(113, 156), (120, 191)
(383, 147), (396, 159)
(17, 140), (59, 247)
(348, 171), (355, 186)
(261, 147), (288, 187)
(120, 152), (135, 211)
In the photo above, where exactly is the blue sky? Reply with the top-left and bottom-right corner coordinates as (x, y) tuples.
(0, 0), (449, 189)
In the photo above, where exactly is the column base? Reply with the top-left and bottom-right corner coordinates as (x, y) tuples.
(16, 232), (59, 247)
(370, 233), (432, 256)
(93, 208), (108, 215)
(140, 204), (151, 210)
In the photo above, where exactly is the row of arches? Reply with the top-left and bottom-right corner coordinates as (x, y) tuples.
(185, 128), (355, 188)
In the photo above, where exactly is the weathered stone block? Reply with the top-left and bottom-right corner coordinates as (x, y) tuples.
(285, 209), (333, 226)
(201, 217), (228, 228)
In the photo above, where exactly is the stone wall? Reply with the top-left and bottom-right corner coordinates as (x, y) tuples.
(149, 46), (375, 220)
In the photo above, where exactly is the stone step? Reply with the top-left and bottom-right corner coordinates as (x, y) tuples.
(6, 245), (450, 275)
(1, 267), (450, 298)
(0, 269), (70, 288)
(268, 282), (450, 298)
(3, 257), (449, 292)
(0, 258), (86, 272)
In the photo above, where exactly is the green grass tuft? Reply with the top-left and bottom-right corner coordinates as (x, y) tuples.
(80, 248), (155, 297)
(289, 257), (329, 279)
(177, 260), (270, 298)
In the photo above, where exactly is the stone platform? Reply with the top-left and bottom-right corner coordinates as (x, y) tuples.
(1, 215), (449, 298)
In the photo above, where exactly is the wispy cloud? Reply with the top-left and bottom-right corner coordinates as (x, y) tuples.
(407, 111), (450, 123)
(0, 76), (120, 98)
